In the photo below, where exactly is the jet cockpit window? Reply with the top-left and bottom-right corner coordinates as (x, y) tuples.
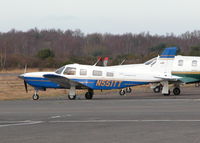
(178, 60), (183, 66)
(93, 70), (102, 76)
(80, 69), (87, 76)
(192, 60), (197, 67)
(144, 58), (157, 65)
(55, 66), (65, 74)
(64, 67), (76, 75)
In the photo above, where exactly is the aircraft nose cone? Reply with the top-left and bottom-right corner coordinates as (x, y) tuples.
(18, 74), (25, 79)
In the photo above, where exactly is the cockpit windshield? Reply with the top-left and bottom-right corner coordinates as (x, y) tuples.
(55, 66), (65, 74)
(144, 57), (157, 65)
(63, 67), (76, 75)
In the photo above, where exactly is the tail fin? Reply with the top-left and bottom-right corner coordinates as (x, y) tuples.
(103, 57), (109, 66)
(160, 47), (177, 59)
(152, 47), (177, 76)
(93, 57), (109, 66)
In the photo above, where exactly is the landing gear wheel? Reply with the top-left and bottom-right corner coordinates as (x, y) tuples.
(163, 90), (171, 96)
(126, 87), (132, 93)
(173, 88), (181, 96)
(119, 89), (126, 96)
(153, 86), (161, 93)
(195, 83), (200, 87)
(85, 92), (93, 100)
(68, 95), (76, 100)
(32, 94), (39, 100)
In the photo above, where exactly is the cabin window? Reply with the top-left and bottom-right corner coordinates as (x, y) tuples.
(80, 69), (87, 76)
(55, 66), (65, 74)
(63, 67), (76, 75)
(93, 70), (102, 76)
(178, 60), (183, 66)
(192, 60), (197, 67)
(106, 72), (114, 77)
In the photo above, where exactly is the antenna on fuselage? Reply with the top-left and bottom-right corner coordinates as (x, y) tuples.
(120, 59), (126, 65)
(93, 57), (109, 66)
(93, 57), (102, 66)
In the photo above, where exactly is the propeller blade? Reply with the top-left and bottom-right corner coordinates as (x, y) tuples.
(24, 80), (28, 93)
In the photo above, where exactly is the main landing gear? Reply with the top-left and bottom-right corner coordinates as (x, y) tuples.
(153, 85), (162, 93)
(161, 81), (181, 96)
(85, 89), (94, 100)
(163, 88), (181, 96)
(119, 87), (132, 96)
(67, 86), (94, 100)
(195, 82), (200, 87)
(173, 87), (181, 95)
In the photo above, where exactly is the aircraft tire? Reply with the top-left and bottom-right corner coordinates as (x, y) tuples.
(126, 87), (132, 93)
(32, 94), (39, 100)
(119, 89), (126, 96)
(195, 83), (200, 87)
(68, 95), (76, 100)
(173, 88), (181, 96)
(85, 92), (93, 100)
(153, 86), (161, 93)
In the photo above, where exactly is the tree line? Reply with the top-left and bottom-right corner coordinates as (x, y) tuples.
(0, 28), (200, 70)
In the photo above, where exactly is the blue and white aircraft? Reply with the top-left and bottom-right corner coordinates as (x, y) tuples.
(19, 47), (183, 100)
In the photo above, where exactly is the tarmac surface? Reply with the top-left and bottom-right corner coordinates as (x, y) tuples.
(1, 87), (200, 143)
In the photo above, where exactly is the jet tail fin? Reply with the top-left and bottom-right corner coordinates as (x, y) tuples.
(160, 47), (177, 59)
(152, 47), (178, 76)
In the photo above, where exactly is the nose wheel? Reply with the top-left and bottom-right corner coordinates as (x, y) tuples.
(33, 90), (39, 100)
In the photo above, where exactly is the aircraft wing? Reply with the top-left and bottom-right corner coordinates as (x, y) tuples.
(43, 74), (88, 89)
(154, 75), (182, 81)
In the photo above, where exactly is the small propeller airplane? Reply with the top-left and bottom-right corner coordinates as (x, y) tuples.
(19, 47), (200, 100)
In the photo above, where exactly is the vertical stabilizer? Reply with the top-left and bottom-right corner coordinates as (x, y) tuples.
(103, 57), (109, 66)
(153, 47), (178, 94)
(160, 47), (177, 59)
(153, 47), (177, 76)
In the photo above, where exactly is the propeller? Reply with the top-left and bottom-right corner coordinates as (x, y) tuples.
(24, 80), (28, 93)
(24, 64), (28, 93)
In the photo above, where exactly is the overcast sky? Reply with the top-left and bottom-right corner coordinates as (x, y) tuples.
(0, 0), (200, 35)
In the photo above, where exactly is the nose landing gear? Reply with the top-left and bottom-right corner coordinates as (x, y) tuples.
(33, 90), (39, 100)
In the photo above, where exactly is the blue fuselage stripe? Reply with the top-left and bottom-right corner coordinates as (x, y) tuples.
(24, 77), (149, 90)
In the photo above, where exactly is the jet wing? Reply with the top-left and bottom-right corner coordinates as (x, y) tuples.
(154, 75), (182, 81)
(43, 74), (88, 89)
